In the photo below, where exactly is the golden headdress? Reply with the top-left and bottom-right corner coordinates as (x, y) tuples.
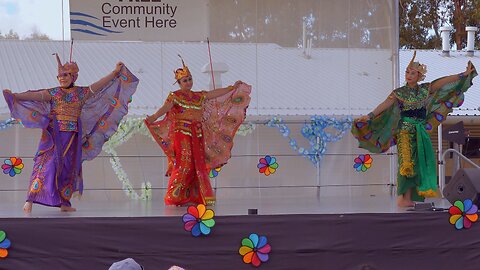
(174, 54), (191, 81)
(407, 51), (427, 81)
(54, 40), (79, 82)
(54, 53), (79, 83)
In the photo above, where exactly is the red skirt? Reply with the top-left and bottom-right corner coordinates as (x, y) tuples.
(164, 121), (215, 206)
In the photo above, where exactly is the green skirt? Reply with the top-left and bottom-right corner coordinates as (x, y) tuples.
(396, 117), (437, 200)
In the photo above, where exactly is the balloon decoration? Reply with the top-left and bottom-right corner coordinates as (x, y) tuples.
(236, 122), (256, 136)
(102, 118), (156, 200)
(266, 115), (352, 166)
(0, 118), (18, 131)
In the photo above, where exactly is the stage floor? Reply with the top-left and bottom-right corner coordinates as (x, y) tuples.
(0, 188), (475, 270)
(0, 188), (453, 218)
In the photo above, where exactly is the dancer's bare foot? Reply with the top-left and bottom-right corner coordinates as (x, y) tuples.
(60, 205), (76, 212)
(397, 196), (414, 207)
(23, 201), (33, 214)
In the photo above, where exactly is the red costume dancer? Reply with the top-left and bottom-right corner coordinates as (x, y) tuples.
(145, 57), (251, 206)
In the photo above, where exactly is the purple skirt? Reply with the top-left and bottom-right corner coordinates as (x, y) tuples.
(27, 126), (83, 207)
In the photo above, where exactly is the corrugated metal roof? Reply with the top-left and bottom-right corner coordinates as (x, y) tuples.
(0, 40), (395, 116)
(0, 40), (166, 116)
(0, 41), (477, 116)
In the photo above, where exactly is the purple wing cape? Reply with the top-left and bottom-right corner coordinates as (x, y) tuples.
(3, 66), (139, 162)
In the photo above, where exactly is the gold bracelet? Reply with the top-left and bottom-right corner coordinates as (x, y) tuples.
(227, 85), (235, 91)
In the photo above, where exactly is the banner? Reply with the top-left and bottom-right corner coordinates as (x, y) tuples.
(69, 0), (209, 41)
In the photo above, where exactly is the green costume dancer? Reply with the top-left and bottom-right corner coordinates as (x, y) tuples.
(352, 52), (477, 207)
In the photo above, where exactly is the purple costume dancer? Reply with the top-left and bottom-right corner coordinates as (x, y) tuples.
(3, 53), (138, 213)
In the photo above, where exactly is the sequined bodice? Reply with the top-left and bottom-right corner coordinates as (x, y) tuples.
(394, 83), (430, 111)
(393, 83), (431, 133)
(168, 90), (206, 122)
(49, 87), (89, 132)
(165, 90), (207, 137)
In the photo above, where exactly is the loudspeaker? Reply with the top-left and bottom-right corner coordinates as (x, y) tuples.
(442, 121), (465, 145)
(443, 168), (480, 206)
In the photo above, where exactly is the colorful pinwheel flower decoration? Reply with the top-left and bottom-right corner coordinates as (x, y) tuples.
(182, 204), (215, 237)
(449, 199), (478, 230)
(239, 233), (271, 267)
(2, 157), (24, 177)
(353, 154), (372, 172)
(257, 155), (278, 176)
(0, 230), (11, 259)
(209, 167), (222, 178)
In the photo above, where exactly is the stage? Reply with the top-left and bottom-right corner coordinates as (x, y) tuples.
(0, 189), (478, 270)
(2, 119), (471, 269)
(1, 0), (479, 268)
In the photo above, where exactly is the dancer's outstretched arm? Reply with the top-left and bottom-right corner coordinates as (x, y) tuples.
(430, 61), (475, 93)
(205, 80), (243, 100)
(358, 93), (396, 122)
(4, 89), (51, 102)
(146, 102), (173, 124)
(88, 62), (124, 95)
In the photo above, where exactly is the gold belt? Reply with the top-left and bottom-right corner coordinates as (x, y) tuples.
(55, 114), (78, 122)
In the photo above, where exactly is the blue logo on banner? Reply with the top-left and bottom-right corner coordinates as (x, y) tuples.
(70, 12), (123, 36)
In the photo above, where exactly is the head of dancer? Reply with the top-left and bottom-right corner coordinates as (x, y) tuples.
(54, 53), (79, 89)
(405, 51), (427, 86)
(174, 55), (193, 91)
